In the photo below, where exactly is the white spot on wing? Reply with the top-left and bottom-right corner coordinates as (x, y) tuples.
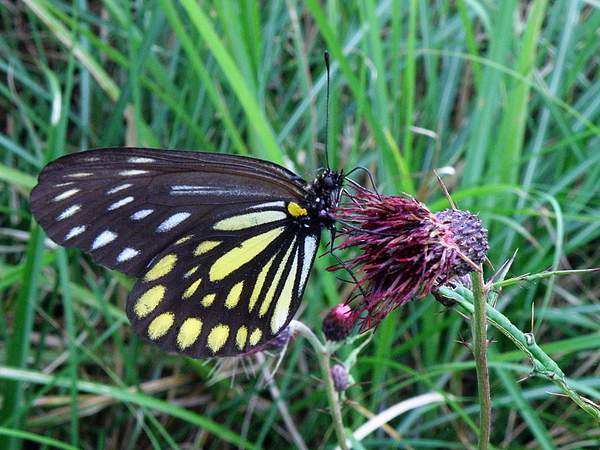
(119, 170), (148, 176)
(80, 156), (100, 162)
(130, 209), (153, 220)
(65, 225), (87, 240)
(106, 183), (132, 195)
(66, 172), (93, 178)
(127, 157), (155, 163)
(157, 212), (191, 232)
(170, 185), (244, 196)
(298, 235), (318, 295)
(57, 204), (81, 220)
(117, 247), (140, 262)
(248, 201), (285, 210)
(91, 230), (117, 250)
(108, 196), (134, 211)
(53, 188), (80, 202)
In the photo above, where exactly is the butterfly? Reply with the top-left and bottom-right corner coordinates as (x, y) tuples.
(29, 148), (344, 358)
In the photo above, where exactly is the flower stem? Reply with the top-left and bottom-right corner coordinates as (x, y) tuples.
(292, 321), (348, 450)
(319, 351), (348, 450)
(470, 270), (491, 448)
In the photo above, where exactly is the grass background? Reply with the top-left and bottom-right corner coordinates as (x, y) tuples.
(1, 0), (600, 448)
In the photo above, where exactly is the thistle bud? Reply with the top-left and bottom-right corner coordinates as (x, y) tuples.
(322, 304), (354, 341)
(261, 325), (292, 352)
(331, 364), (349, 392)
(240, 325), (292, 356)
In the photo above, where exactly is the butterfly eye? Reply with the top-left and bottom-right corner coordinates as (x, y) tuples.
(30, 147), (344, 358)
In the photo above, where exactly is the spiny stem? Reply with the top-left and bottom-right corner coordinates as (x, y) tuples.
(471, 270), (491, 448)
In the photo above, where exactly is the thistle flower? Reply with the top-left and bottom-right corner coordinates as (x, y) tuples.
(331, 186), (489, 330)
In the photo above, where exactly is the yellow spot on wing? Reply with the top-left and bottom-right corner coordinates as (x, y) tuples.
(183, 278), (202, 299)
(236, 326), (248, 350)
(271, 244), (299, 333)
(144, 254), (177, 282)
(184, 266), (199, 278)
(178, 318), (203, 349)
(249, 255), (275, 312)
(259, 239), (296, 318)
(249, 328), (262, 346)
(210, 227), (284, 281)
(287, 202), (307, 217)
(225, 281), (244, 309)
(201, 293), (216, 307)
(194, 241), (221, 256)
(213, 210), (286, 231)
(134, 285), (166, 318)
(148, 313), (174, 339)
(175, 235), (194, 245)
(207, 324), (229, 353)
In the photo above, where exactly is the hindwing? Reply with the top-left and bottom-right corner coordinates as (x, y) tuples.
(126, 200), (320, 356)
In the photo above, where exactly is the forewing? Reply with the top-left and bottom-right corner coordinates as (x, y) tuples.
(30, 148), (306, 277)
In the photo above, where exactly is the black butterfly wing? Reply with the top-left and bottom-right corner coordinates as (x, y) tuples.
(30, 148), (323, 357)
(30, 148), (307, 276)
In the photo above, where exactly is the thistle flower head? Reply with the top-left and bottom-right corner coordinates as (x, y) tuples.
(331, 186), (489, 330)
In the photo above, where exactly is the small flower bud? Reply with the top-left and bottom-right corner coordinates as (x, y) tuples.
(322, 304), (354, 341)
(331, 364), (349, 392)
(241, 326), (292, 356)
(261, 326), (292, 352)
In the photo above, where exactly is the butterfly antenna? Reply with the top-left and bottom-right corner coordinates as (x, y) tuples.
(324, 51), (331, 169)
